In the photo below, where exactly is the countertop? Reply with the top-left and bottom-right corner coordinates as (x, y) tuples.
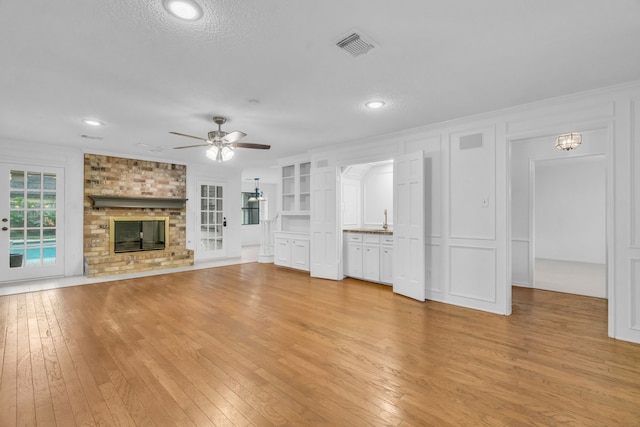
(343, 228), (393, 235)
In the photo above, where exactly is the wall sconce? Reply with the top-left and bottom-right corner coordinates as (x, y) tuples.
(555, 133), (582, 151)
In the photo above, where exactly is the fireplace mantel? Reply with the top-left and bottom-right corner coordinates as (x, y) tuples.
(89, 195), (187, 209)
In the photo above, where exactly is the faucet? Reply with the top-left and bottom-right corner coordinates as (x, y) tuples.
(382, 208), (388, 230)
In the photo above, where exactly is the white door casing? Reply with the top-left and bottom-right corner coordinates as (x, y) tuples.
(393, 152), (426, 300)
(1, 163), (65, 282)
(196, 181), (227, 260)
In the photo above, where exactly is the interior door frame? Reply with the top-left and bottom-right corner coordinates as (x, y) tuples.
(506, 122), (615, 337)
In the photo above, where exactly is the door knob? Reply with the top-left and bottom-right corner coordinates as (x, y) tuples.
(1, 218), (7, 222)
(1, 227), (7, 231)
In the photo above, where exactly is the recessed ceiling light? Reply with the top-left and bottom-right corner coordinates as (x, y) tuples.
(365, 100), (385, 109)
(163, 0), (203, 20)
(82, 119), (103, 126)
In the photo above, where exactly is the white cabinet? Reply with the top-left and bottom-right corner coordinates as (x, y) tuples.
(274, 232), (309, 271)
(363, 234), (380, 281)
(380, 236), (394, 284)
(346, 233), (363, 277)
(363, 244), (380, 281)
(344, 232), (393, 285)
(282, 161), (311, 213)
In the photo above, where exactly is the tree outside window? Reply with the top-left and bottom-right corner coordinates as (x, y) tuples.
(241, 192), (260, 225)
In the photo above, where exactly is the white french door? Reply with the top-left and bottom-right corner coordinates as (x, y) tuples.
(0, 163), (65, 281)
(196, 181), (227, 260)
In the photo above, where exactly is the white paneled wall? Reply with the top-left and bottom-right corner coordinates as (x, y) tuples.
(363, 163), (393, 228)
(630, 98), (640, 333)
(450, 127), (496, 240)
(309, 80), (640, 343)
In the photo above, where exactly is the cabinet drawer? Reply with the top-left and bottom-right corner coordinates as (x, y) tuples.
(381, 236), (394, 246)
(346, 233), (362, 243)
(363, 234), (380, 244)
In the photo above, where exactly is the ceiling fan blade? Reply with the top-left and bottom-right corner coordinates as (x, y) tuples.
(232, 142), (271, 150)
(169, 131), (208, 141)
(173, 143), (211, 149)
(222, 131), (247, 144)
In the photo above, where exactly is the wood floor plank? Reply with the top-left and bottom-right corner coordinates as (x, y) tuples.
(0, 295), (18, 426)
(15, 294), (36, 426)
(25, 293), (56, 427)
(41, 291), (97, 426)
(33, 292), (77, 427)
(1, 263), (640, 426)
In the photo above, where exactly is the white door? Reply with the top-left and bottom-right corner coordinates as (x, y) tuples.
(0, 163), (65, 281)
(197, 182), (227, 260)
(393, 152), (425, 300)
(310, 161), (340, 279)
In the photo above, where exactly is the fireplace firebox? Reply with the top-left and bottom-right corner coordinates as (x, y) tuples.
(110, 216), (169, 253)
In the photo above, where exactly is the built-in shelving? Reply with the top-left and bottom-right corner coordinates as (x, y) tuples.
(276, 159), (311, 270)
(281, 161), (311, 214)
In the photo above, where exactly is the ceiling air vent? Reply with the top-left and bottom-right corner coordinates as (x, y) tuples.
(336, 32), (375, 57)
(81, 134), (104, 141)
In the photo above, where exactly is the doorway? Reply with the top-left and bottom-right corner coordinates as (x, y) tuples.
(0, 163), (65, 282)
(196, 181), (227, 260)
(532, 155), (607, 298)
(510, 129), (609, 300)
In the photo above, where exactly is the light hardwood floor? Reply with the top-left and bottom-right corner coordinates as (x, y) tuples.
(1, 263), (639, 426)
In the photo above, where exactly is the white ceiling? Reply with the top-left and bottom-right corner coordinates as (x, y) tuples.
(2, 0), (640, 181)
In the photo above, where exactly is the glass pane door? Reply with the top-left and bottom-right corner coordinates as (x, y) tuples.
(197, 182), (226, 260)
(1, 163), (64, 282)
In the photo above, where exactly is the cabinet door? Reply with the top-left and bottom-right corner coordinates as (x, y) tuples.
(346, 242), (363, 278)
(274, 238), (290, 266)
(291, 239), (310, 271)
(380, 246), (393, 284)
(363, 245), (380, 282)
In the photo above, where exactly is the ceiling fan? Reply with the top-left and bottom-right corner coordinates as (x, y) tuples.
(170, 116), (270, 162)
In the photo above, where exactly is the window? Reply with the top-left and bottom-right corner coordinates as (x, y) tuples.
(241, 192), (260, 225)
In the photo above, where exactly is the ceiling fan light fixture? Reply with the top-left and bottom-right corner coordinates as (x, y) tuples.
(365, 100), (385, 109)
(163, 0), (203, 21)
(206, 146), (220, 161)
(206, 145), (235, 162)
(220, 145), (235, 161)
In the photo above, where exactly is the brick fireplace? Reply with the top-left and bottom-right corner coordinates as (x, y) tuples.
(83, 154), (194, 278)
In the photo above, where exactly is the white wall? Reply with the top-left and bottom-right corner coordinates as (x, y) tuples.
(0, 140), (244, 275)
(535, 156), (606, 263)
(341, 176), (360, 228)
(187, 162), (242, 260)
(240, 181), (277, 246)
(340, 162), (393, 229)
(363, 163), (393, 228)
(0, 139), (85, 277)
(309, 80), (640, 344)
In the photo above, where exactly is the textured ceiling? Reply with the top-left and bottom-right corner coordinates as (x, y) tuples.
(2, 0), (640, 178)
